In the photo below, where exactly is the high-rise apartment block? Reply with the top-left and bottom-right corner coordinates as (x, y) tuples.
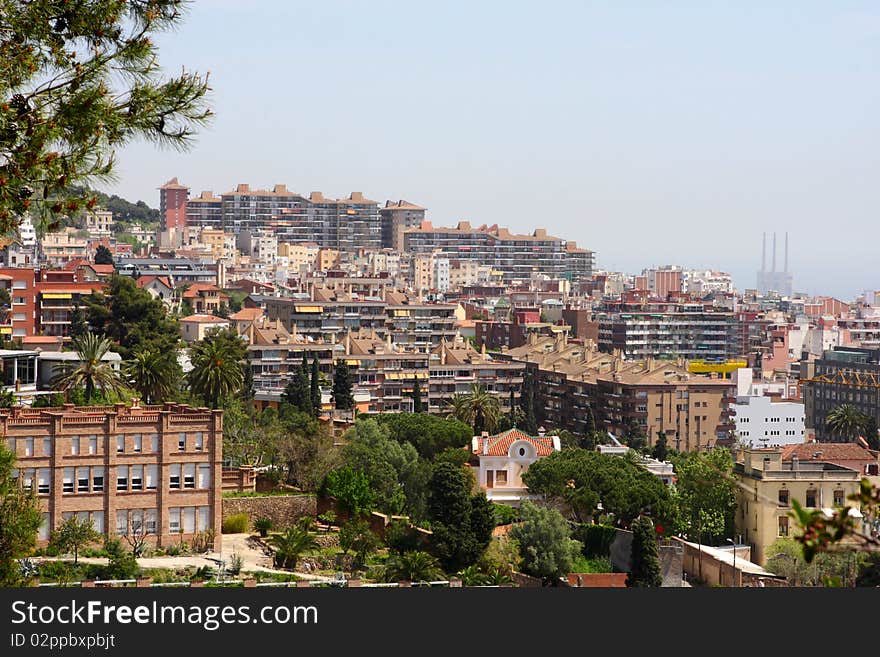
(380, 200), (427, 252)
(403, 221), (593, 285)
(159, 178), (189, 232)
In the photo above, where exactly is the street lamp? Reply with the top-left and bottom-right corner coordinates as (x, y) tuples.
(726, 537), (737, 587)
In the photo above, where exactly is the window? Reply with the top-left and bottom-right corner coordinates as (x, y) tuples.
(91, 511), (104, 534)
(133, 435), (142, 453)
(778, 489), (789, 507)
(170, 464), (181, 490)
(20, 468), (34, 491)
(145, 465), (157, 491)
(834, 489), (845, 507)
(24, 437), (33, 457)
(37, 469), (50, 494)
(778, 516), (789, 537)
(169, 507), (181, 533)
(62, 467), (74, 493)
(116, 510), (128, 535)
(71, 436), (79, 455)
(130, 510), (144, 536)
(88, 435), (98, 455)
(92, 467), (104, 492)
(145, 509), (158, 535)
(183, 507), (196, 534)
(197, 464), (211, 489)
(178, 433), (186, 451)
(184, 463), (195, 489)
(116, 465), (128, 491)
(77, 467), (89, 493)
(495, 470), (508, 486)
(150, 434), (159, 452)
(116, 435), (124, 453)
(805, 488), (817, 508)
(195, 433), (204, 451)
(130, 465), (143, 491)
(42, 437), (51, 456)
(13, 296), (25, 305)
(38, 514), (50, 542)
(197, 506), (210, 531)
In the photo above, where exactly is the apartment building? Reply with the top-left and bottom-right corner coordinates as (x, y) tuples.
(159, 178), (189, 232)
(5, 403), (222, 547)
(404, 221), (590, 285)
(40, 229), (89, 268)
(801, 346), (880, 442)
(116, 258), (218, 286)
(186, 190), (223, 230)
(380, 200), (427, 252)
(0, 267), (37, 338)
(734, 396), (805, 448)
(83, 210), (113, 238)
(596, 304), (742, 361)
(501, 334), (736, 450)
(427, 337), (524, 415)
(35, 276), (104, 339)
(734, 447), (862, 565)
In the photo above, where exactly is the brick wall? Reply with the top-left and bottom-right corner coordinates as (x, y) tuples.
(222, 495), (316, 529)
(566, 573), (628, 587)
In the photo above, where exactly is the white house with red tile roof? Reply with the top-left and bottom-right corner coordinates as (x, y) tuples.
(179, 314), (230, 342)
(471, 427), (561, 505)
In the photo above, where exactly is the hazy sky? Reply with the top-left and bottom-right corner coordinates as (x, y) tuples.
(108, 1), (880, 300)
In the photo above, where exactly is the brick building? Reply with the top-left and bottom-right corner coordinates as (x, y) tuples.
(6, 402), (222, 548)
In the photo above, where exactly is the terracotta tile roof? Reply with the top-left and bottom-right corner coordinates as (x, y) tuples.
(182, 283), (227, 299)
(381, 199), (426, 211)
(159, 177), (188, 190)
(781, 443), (876, 463)
(91, 264), (115, 274)
(137, 275), (173, 289)
(229, 307), (264, 321)
(180, 314), (228, 323)
(474, 428), (557, 456)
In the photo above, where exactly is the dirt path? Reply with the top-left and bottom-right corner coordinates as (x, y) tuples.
(35, 533), (333, 582)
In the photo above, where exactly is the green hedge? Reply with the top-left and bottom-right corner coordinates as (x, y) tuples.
(573, 524), (618, 558)
(222, 513), (250, 534)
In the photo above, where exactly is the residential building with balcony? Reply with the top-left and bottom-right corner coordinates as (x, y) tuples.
(733, 447), (863, 565)
(159, 178), (189, 232)
(501, 334), (736, 450)
(0, 267), (37, 338)
(5, 402), (222, 548)
(404, 221), (584, 286)
(35, 280), (104, 338)
(471, 427), (561, 506)
(380, 200), (426, 252)
(185, 190), (223, 230)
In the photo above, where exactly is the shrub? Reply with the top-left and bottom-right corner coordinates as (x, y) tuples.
(102, 537), (140, 580)
(317, 511), (336, 530)
(492, 504), (519, 526)
(254, 518), (273, 538)
(573, 524), (618, 558)
(385, 519), (423, 554)
(191, 529), (215, 553)
(228, 553), (243, 576)
(222, 513), (250, 534)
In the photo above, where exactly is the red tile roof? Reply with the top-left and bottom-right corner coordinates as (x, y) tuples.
(782, 443), (876, 463)
(182, 283), (227, 299)
(137, 275), (173, 289)
(180, 314), (228, 323)
(474, 428), (557, 456)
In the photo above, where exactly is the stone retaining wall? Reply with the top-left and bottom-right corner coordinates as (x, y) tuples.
(222, 495), (316, 530)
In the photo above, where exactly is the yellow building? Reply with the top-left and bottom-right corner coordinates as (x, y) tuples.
(317, 248), (341, 272)
(734, 447), (863, 565)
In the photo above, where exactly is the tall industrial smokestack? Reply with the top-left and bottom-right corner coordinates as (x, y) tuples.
(761, 232), (766, 273)
(772, 232), (777, 273)
(784, 232), (789, 273)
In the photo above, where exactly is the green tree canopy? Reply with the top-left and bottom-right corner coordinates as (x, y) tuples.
(94, 245), (114, 265)
(51, 332), (128, 403)
(0, 1), (211, 235)
(523, 448), (673, 527)
(669, 448), (737, 546)
(321, 466), (376, 519)
(84, 275), (180, 359)
(509, 501), (582, 583)
(426, 462), (494, 571)
(375, 413), (472, 460)
(187, 328), (245, 409)
(825, 404), (872, 442)
(0, 443), (42, 585)
(49, 515), (100, 565)
(123, 347), (180, 405)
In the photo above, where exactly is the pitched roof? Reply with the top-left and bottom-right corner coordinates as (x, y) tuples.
(137, 275), (173, 289)
(229, 307), (264, 321)
(182, 283), (228, 299)
(781, 443), (876, 463)
(474, 428), (557, 457)
(180, 314), (228, 323)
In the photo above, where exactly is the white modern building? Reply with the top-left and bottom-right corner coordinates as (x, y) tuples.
(734, 395), (806, 448)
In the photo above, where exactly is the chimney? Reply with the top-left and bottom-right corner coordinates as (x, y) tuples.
(791, 454), (799, 470)
(481, 431), (489, 455)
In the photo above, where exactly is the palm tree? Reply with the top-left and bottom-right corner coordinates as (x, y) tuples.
(267, 526), (317, 570)
(445, 384), (502, 434)
(188, 338), (243, 409)
(123, 348), (179, 404)
(52, 333), (128, 403)
(825, 404), (871, 442)
(382, 550), (444, 583)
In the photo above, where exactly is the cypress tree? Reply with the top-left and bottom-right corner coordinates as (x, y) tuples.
(310, 353), (322, 416)
(627, 515), (663, 587)
(333, 360), (355, 411)
(411, 378), (423, 413)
